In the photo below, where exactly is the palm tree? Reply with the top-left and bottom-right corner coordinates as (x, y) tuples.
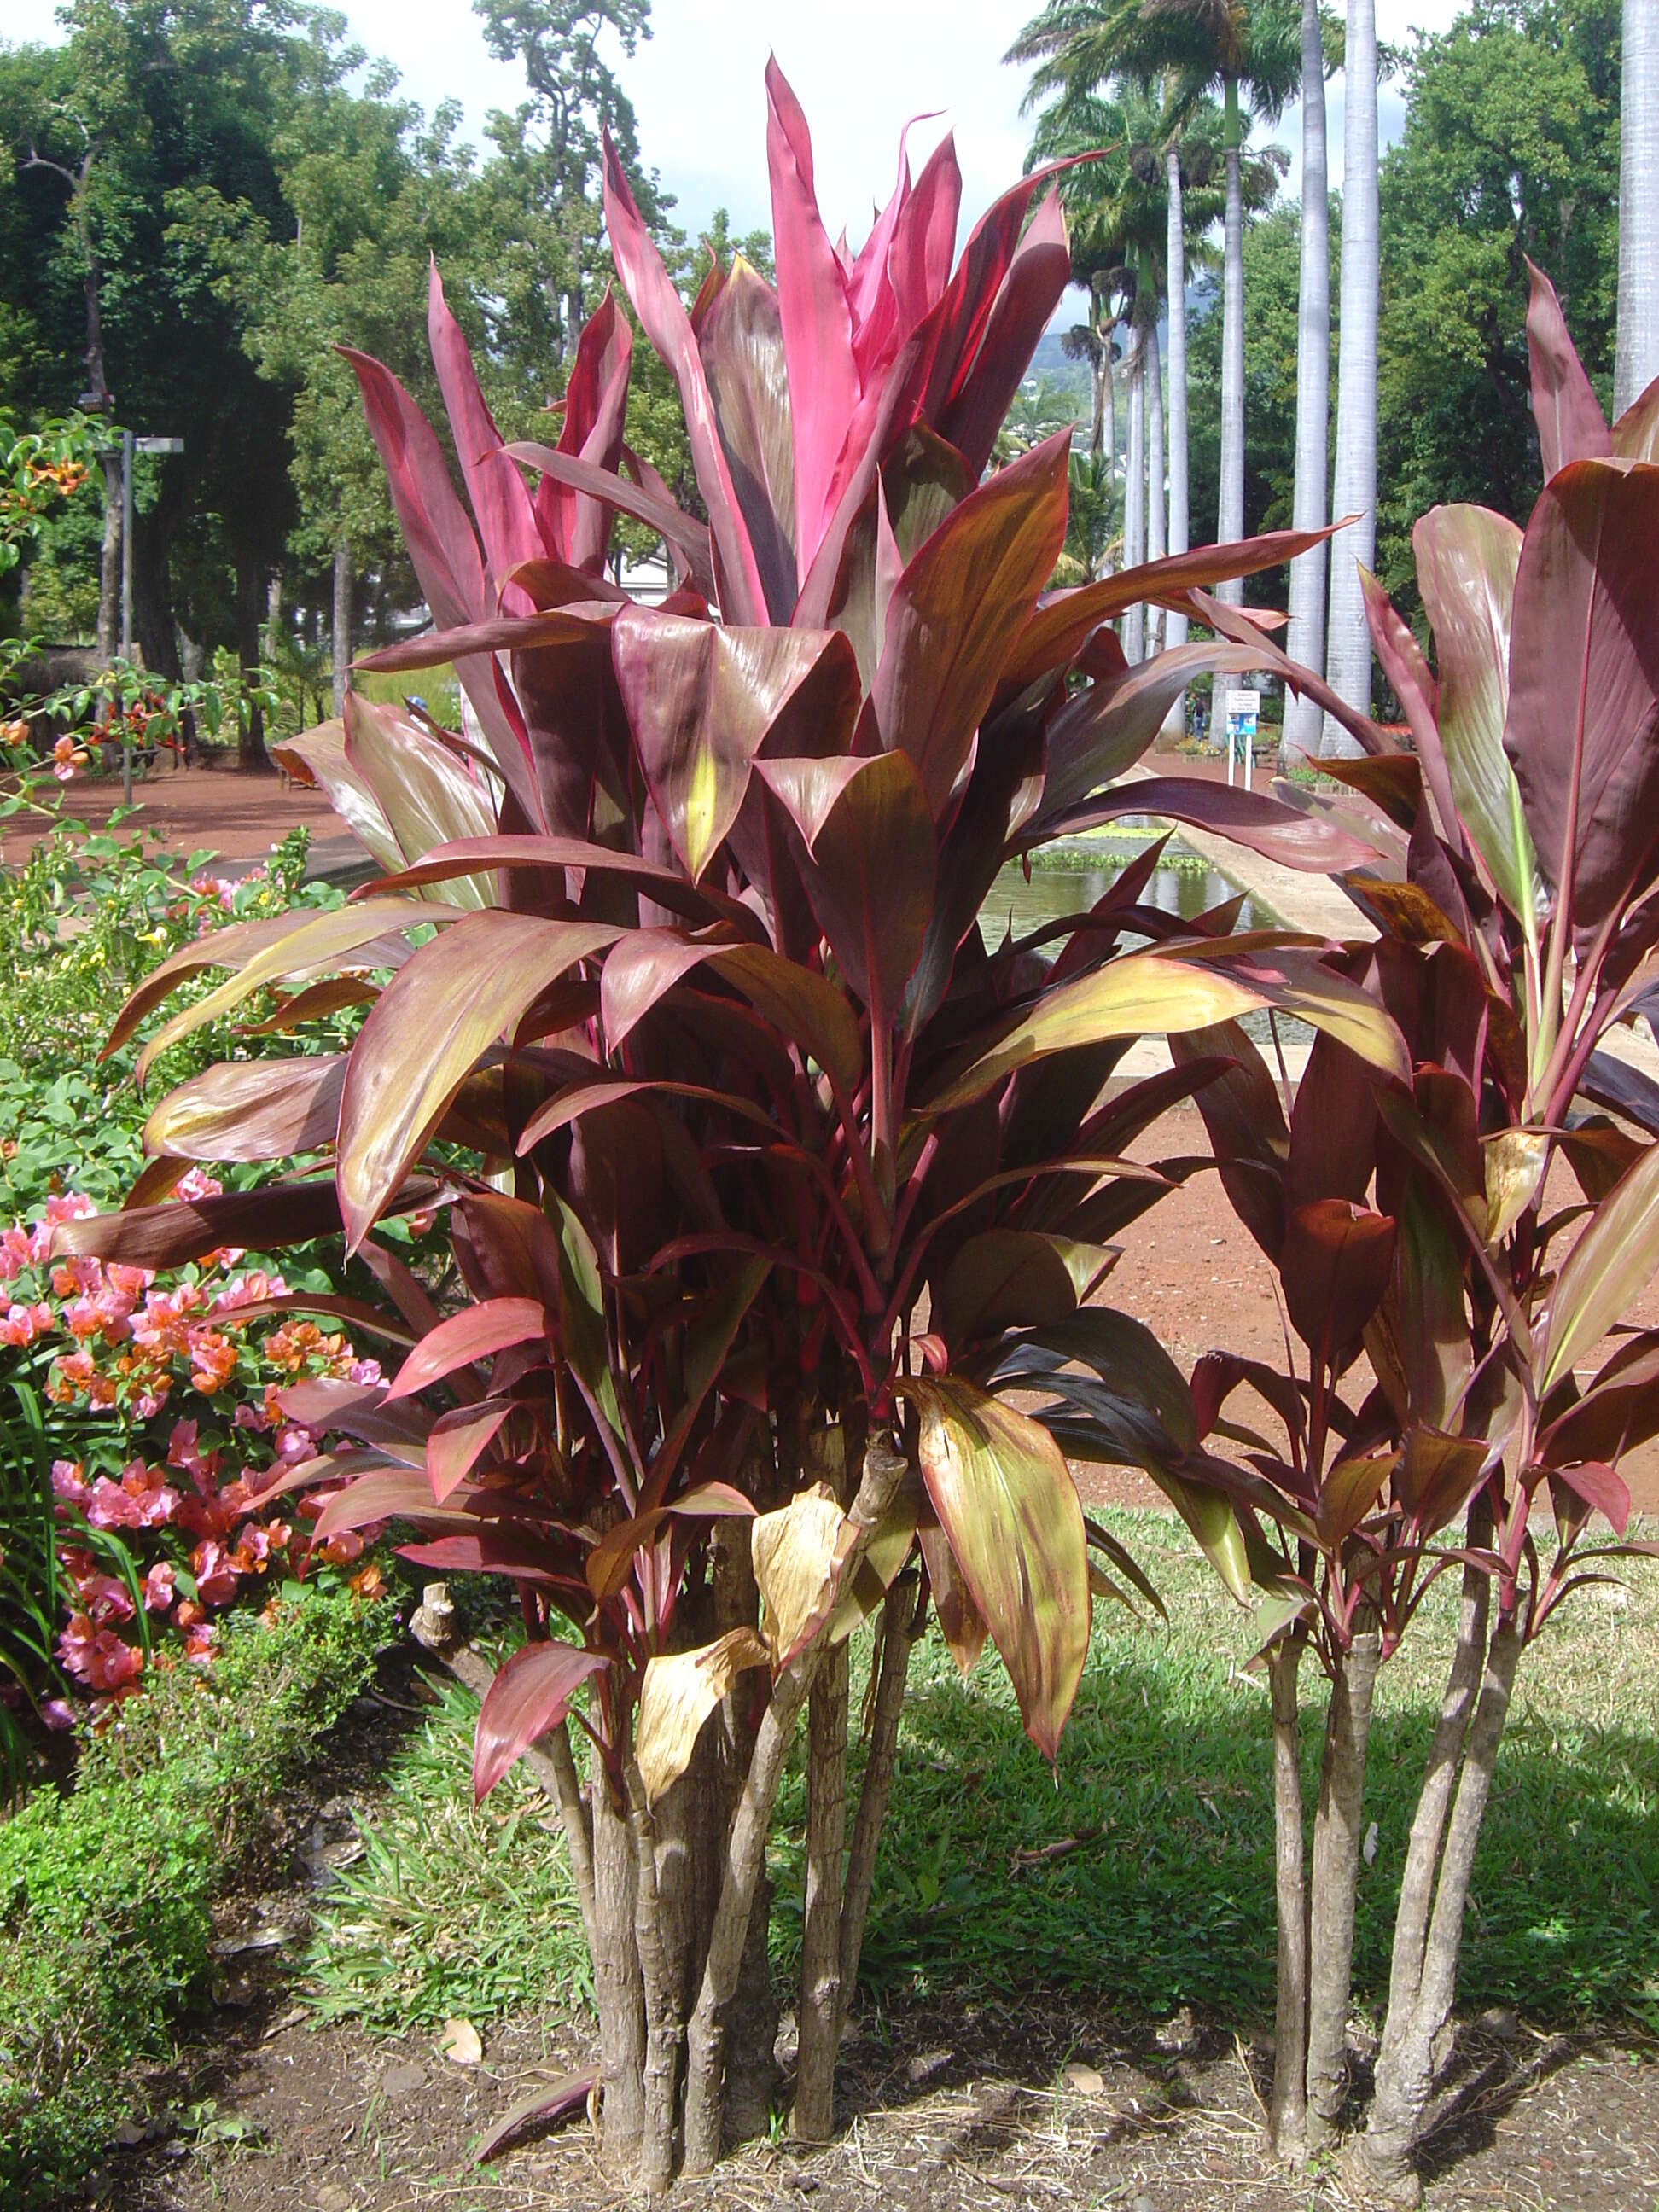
(1282, 0), (1330, 765)
(1618, 0), (1659, 414)
(1321, 0), (1377, 756)
(1162, 130), (1190, 684)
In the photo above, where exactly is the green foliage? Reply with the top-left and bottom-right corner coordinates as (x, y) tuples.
(1374, 0), (1621, 608)
(0, 1585), (389, 2209)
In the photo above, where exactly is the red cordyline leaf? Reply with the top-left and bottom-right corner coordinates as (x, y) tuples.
(428, 261), (544, 597)
(765, 56), (859, 579)
(385, 1296), (550, 1404)
(539, 286), (632, 572)
(1523, 259), (1611, 481)
(601, 134), (769, 624)
(1503, 460), (1659, 935)
(474, 1641), (608, 1802)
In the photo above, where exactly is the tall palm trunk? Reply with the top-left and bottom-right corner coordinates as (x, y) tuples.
(1210, 75), (1247, 736)
(1163, 143), (1190, 731)
(1321, 0), (1380, 758)
(1617, 0), (1659, 413)
(1103, 330), (1120, 574)
(1124, 324), (1148, 660)
(1283, 0), (1330, 766)
(332, 540), (352, 718)
(1147, 314), (1166, 651)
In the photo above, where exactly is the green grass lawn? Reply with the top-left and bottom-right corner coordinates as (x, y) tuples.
(307, 1513), (1659, 2040)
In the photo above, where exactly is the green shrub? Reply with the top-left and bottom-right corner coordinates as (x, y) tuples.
(0, 1586), (388, 2206)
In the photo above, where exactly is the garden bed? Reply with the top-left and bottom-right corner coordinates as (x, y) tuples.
(67, 1516), (1659, 2211)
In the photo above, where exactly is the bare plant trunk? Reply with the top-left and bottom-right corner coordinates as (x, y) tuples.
(1359, 1617), (1522, 2205)
(681, 1437), (907, 2174)
(1268, 1633), (1309, 2160)
(625, 1765), (681, 2192)
(1382, 1548), (1490, 2034)
(839, 1575), (922, 2023)
(332, 540), (352, 718)
(707, 1515), (777, 2145)
(593, 1778), (648, 2174)
(1304, 1610), (1382, 2142)
(794, 1645), (849, 2139)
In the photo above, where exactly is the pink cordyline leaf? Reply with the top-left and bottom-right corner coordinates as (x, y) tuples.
(1524, 259), (1610, 481)
(538, 286), (632, 572)
(601, 135), (769, 624)
(1503, 460), (1659, 934)
(765, 56), (859, 579)
(428, 261), (544, 600)
(473, 1640), (608, 1802)
(384, 1295), (550, 1405)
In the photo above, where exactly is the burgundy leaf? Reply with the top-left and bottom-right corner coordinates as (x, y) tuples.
(473, 1641), (608, 1802)
(1524, 259), (1610, 480)
(384, 1296), (550, 1404)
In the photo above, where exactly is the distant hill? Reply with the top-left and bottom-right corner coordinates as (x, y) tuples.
(1027, 329), (1093, 402)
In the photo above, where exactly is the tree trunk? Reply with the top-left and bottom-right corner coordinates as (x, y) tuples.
(235, 559), (270, 771)
(1210, 81), (1247, 737)
(332, 539), (352, 719)
(1359, 1618), (1522, 2205)
(97, 456), (121, 661)
(1321, 0), (1380, 758)
(1090, 329), (1108, 469)
(1617, 0), (1659, 415)
(1101, 339), (1119, 576)
(1284, 0), (1331, 767)
(1268, 1633), (1309, 2160)
(1304, 1612), (1382, 2142)
(794, 1645), (849, 2139)
(1147, 315), (1166, 654)
(1124, 327), (1147, 663)
(1163, 145), (1190, 730)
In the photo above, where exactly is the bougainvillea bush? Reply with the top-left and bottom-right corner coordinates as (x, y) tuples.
(3, 1175), (385, 1713)
(62, 69), (1406, 2188)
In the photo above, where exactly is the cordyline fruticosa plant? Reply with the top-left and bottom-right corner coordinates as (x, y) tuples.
(58, 70), (1403, 2187)
(1094, 267), (1659, 2203)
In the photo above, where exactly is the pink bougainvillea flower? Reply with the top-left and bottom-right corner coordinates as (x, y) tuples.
(192, 1538), (239, 1607)
(51, 1458), (90, 1505)
(0, 1300), (52, 1346)
(183, 1621), (217, 1662)
(58, 1614), (144, 1691)
(143, 1560), (177, 1611)
(78, 1570), (137, 1625)
(41, 1697), (77, 1732)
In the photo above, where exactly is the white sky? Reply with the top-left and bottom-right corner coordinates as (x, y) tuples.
(9, 0), (1470, 305)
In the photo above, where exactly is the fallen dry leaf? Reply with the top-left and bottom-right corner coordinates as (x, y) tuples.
(439, 2017), (483, 2066)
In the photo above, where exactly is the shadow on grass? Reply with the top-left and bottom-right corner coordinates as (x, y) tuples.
(771, 1627), (1659, 2038)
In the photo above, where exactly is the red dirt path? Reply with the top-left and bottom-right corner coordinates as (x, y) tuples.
(2, 759), (344, 868)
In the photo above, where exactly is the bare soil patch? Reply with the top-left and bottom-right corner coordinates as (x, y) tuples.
(91, 1976), (1659, 2212)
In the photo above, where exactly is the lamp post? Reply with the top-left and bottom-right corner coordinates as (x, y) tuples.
(115, 432), (183, 805)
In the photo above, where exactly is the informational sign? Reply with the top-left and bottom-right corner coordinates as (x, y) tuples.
(1225, 688), (1261, 789)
